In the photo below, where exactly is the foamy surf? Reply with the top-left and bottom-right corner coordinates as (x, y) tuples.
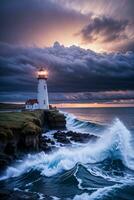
(73, 184), (120, 200)
(73, 181), (134, 200)
(0, 118), (134, 181)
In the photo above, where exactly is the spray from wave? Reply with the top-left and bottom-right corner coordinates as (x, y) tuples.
(0, 118), (134, 181)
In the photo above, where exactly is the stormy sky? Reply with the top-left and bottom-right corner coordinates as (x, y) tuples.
(0, 0), (134, 104)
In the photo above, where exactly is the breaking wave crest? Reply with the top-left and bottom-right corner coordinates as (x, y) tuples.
(64, 111), (103, 133)
(1, 118), (134, 181)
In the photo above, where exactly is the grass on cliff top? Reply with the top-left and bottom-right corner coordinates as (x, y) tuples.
(0, 110), (44, 129)
(0, 109), (64, 138)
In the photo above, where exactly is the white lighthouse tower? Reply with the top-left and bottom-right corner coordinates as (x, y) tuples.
(37, 68), (49, 109)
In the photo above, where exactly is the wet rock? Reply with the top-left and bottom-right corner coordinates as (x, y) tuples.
(53, 130), (98, 144)
(42, 136), (55, 145)
(54, 131), (71, 144)
(39, 134), (55, 152)
(39, 138), (52, 152)
(65, 131), (98, 143)
(0, 153), (12, 170)
(40, 143), (51, 152)
(69, 132), (95, 143)
(50, 140), (55, 145)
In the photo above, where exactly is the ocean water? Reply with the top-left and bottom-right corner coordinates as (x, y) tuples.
(0, 107), (134, 199)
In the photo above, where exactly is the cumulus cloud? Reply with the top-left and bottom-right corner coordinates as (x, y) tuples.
(0, 42), (134, 102)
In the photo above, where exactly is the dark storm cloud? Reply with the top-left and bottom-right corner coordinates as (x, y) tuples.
(57, 0), (134, 20)
(0, 42), (134, 102)
(0, 0), (86, 45)
(49, 91), (134, 103)
(0, 0), (134, 52)
(1, 90), (134, 104)
(79, 16), (128, 43)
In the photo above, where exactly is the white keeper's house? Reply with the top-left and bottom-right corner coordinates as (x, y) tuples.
(25, 68), (49, 110)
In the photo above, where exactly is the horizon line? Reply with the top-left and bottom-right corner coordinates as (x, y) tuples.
(1, 102), (134, 108)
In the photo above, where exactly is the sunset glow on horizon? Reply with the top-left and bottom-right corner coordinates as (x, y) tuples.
(52, 103), (134, 108)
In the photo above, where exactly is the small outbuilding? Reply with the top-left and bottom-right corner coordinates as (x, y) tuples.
(25, 99), (39, 110)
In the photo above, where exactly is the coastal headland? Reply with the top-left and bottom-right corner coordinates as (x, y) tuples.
(0, 104), (97, 171)
(0, 105), (101, 199)
(0, 105), (66, 170)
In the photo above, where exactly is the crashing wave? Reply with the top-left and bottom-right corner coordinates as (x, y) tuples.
(0, 118), (134, 181)
(62, 111), (103, 134)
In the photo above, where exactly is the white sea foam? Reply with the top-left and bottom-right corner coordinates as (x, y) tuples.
(73, 181), (134, 200)
(73, 185), (118, 200)
(0, 118), (134, 180)
(73, 193), (90, 200)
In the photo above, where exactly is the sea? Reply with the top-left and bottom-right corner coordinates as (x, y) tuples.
(0, 107), (134, 200)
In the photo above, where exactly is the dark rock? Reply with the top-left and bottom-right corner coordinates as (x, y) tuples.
(43, 137), (54, 144)
(44, 110), (66, 130)
(18, 134), (40, 152)
(0, 153), (12, 170)
(54, 131), (71, 144)
(66, 131), (74, 137)
(32, 118), (42, 127)
(53, 130), (98, 144)
(0, 109), (67, 170)
(57, 136), (70, 144)
(50, 140), (55, 145)
(39, 138), (52, 152)
(4, 142), (17, 156)
(69, 132), (98, 143)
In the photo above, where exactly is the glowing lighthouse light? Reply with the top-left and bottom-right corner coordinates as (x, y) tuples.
(37, 69), (48, 79)
(37, 68), (49, 109)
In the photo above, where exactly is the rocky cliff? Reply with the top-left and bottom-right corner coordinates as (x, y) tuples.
(0, 109), (66, 170)
(44, 109), (66, 130)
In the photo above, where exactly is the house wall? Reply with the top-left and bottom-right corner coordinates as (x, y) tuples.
(33, 103), (39, 110)
(26, 105), (31, 110)
(25, 103), (39, 110)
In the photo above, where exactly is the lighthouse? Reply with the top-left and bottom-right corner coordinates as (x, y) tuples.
(37, 68), (49, 109)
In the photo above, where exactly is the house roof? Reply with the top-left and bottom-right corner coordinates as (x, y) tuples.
(25, 99), (38, 105)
